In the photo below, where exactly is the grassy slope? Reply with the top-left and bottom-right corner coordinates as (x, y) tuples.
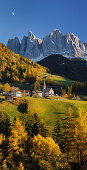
(38, 72), (74, 87)
(0, 97), (87, 130)
(0, 101), (21, 121)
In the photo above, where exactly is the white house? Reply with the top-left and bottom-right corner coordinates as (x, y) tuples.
(15, 91), (22, 97)
(7, 86), (22, 97)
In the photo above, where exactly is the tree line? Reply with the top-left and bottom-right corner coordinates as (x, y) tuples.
(61, 81), (87, 98)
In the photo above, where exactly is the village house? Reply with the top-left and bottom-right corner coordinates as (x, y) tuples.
(6, 86), (22, 98)
(32, 91), (43, 98)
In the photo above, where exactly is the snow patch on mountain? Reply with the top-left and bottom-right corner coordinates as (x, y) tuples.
(31, 53), (45, 62)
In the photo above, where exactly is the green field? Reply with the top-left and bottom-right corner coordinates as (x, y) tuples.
(0, 97), (87, 134)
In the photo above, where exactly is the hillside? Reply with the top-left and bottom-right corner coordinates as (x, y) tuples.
(1, 97), (87, 133)
(38, 54), (87, 82)
(0, 42), (46, 83)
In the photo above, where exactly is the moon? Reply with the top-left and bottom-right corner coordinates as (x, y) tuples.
(12, 12), (15, 16)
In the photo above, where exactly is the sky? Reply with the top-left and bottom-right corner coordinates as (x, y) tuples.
(0, 0), (87, 44)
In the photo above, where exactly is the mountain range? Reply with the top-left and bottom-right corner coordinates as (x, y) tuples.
(7, 29), (87, 61)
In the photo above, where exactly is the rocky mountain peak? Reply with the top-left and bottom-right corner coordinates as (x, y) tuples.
(28, 31), (36, 41)
(28, 31), (42, 44)
(53, 29), (62, 33)
(7, 29), (86, 61)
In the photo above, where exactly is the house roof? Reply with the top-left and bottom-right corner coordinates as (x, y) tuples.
(7, 90), (22, 95)
(32, 91), (42, 94)
(10, 86), (20, 92)
(44, 88), (53, 93)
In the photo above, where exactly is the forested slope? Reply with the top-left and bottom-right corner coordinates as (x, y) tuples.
(38, 54), (87, 82)
(0, 42), (46, 83)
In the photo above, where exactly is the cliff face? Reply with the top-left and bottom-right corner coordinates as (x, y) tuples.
(7, 37), (20, 54)
(7, 29), (86, 61)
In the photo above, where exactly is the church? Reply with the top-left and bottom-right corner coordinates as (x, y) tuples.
(43, 79), (54, 97)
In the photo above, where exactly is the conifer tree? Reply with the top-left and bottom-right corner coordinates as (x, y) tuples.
(7, 118), (28, 168)
(53, 107), (87, 163)
(30, 134), (69, 170)
(53, 107), (76, 161)
(0, 111), (11, 138)
(74, 108), (87, 163)
(23, 113), (47, 138)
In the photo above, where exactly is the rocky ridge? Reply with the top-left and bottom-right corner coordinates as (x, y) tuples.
(7, 29), (87, 61)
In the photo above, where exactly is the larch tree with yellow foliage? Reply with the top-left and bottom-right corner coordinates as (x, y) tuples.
(53, 107), (76, 160)
(53, 107), (87, 164)
(30, 134), (69, 170)
(74, 108), (87, 163)
(7, 118), (28, 169)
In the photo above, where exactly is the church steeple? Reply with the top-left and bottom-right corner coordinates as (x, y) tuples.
(43, 78), (46, 90)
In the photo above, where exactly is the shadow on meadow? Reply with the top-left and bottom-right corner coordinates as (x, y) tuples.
(17, 102), (28, 114)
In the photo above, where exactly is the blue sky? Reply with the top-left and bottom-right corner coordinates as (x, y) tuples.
(0, 0), (87, 44)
